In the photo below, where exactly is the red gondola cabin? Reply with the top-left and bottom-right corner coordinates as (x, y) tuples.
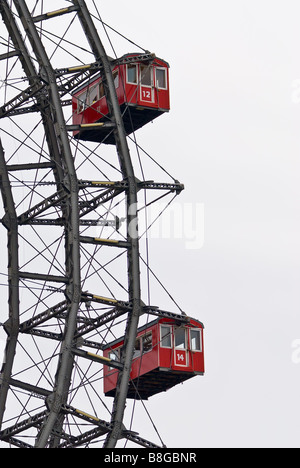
(103, 317), (205, 400)
(72, 53), (170, 144)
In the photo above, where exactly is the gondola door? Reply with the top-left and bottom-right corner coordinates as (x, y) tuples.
(140, 64), (154, 104)
(174, 327), (188, 367)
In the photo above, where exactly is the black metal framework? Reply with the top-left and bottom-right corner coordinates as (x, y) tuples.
(0, 0), (185, 448)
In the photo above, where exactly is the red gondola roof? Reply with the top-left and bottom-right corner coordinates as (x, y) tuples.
(102, 315), (204, 350)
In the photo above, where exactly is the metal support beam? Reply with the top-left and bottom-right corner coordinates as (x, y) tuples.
(12, 0), (81, 448)
(0, 0), (37, 84)
(75, 308), (129, 340)
(19, 272), (68, 284)
(144, 306), (189, 323)
(32, 5), (79, 23)
(9, 379), (51, 398)
(0, 410), (49, 441)
(0, 50), (20, 61)
(19, 300), (68, 333)
(0, 139), (20, 430)
(66, 122), (115, 132)
(0, 82), (44, 118)
(72, 0), (143, 447)
(79, 236), (130, 249)
(7, 162), (55, 172)
(72, 348), (123, 371)
(0, 0), (182, 449)
(17, 190), (66, 225)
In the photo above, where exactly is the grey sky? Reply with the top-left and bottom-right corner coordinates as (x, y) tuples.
(104, 0), (300, 448)
(0, 0), (299, 448)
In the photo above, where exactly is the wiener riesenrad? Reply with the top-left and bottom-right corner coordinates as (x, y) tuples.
(0, 0), (204, 448)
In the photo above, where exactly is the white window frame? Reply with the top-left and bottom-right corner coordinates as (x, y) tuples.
(155, 67), (168, 90)
(126, 64), (138, 85)
(141, 331), (153, 354)
(140, 64), (153, 88)
(160, 325), (173, 349)
(77, 90), (87, 114)
(88, 83), (99, 106)
(113, 70), (119, 89)
(140, 64), (154, 103)
(190, 329), (202, 352)
(108, 347), (120, 370)
(99, 81), (105, 100)
(174, 327), (188, 351)
(133, 337), (141, 359)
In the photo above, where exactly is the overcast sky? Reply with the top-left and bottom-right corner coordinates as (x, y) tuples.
(102, 0), (300, 448)
(1, 0), (300, 448)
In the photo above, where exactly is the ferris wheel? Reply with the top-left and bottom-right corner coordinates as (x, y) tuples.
(0, 0), (204, 448)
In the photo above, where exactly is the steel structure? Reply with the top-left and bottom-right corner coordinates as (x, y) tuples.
(0, 0), (185, 448)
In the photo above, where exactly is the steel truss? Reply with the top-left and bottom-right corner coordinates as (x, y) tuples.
(0, 0), (185, 448)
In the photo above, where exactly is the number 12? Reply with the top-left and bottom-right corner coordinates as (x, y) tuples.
(142, 90), (151, 99)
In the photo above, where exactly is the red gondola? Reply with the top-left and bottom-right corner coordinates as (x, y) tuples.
(103, 317), (205, 400)
(72, 53), (170, 144)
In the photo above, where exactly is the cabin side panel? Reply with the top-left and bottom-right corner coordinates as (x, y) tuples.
(123, 63), (139, 106)
(130, 323), (159, 380)
(190, 326), (205, 374)
(153, 59), (170, 111)
(103, 342), (121, 396)
(158, 321), (174, 369)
